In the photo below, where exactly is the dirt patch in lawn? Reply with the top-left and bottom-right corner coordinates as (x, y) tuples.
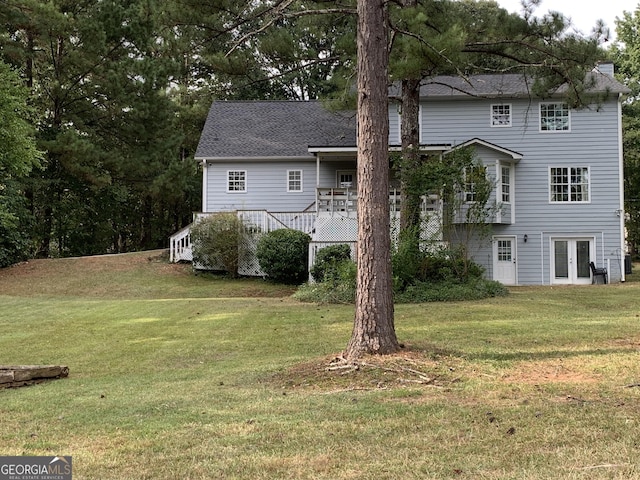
(272, 345), (606, 398)
(272, 347), (465, 393)
(499, 360), (601, 385)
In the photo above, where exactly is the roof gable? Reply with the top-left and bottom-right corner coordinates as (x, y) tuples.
(446, 138), (523, 161)
(195, 101), (356, 160)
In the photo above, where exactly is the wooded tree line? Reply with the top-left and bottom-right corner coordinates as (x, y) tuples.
(0, 0), (638, 270)
(0, 0), (355, 265)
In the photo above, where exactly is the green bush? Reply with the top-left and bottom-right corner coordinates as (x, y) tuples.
(392, 244), (486, 292)
(256, 229), (311, 284)
(418, 246), (485, 284)
(310, 244), (352, 282)
(295, 242), (507, 304)
(391, 232), (423, 291)
(394, 279), (509, 303)
(294, 260), (357, 304)
(190, 213), (247, 277)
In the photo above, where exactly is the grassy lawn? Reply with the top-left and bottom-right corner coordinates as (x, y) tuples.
(1, 250), (640, 479)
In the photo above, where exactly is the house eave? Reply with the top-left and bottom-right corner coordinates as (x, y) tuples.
(196, 155), (316, 163)
(308, 144), (451, 154)
(307, 146), (357, 154)
(446, 138), (523, 161)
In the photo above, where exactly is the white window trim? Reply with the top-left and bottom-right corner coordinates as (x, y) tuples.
(287, 169), (303, 193)
(548, 166), (591, 204)
(500, 163), (512, 204)
(227, 170), (247, 193)
(539, 102), (571, 133)
(490, 103), (512, 127)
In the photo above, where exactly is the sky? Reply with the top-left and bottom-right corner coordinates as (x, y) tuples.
(495, 0), (639, 43)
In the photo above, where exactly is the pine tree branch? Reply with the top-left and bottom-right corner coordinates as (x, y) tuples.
(226, 4), (356, 57)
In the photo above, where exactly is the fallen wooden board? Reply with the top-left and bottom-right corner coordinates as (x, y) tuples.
(0, 365), (69, 388)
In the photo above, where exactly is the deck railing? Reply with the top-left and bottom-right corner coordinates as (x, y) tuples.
(169, 193), (443, 266)
(237, 210), (316, 234)
(169, 224), (192, 262)
(317, 188), (441, 215)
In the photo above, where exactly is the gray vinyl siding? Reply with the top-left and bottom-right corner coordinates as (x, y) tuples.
(205, 159), (358, 213)
(205, 160), (318, 212)
(411, 96), (623, 284)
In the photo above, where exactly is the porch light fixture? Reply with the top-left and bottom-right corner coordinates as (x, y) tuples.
(523, 234), (528, 243)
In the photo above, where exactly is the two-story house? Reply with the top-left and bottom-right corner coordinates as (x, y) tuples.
(170, 64), (629, 285)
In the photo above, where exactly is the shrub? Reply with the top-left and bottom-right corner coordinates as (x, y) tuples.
(418, 246), (484, 283)
(310, 244), (352, 282)
(190, 213), (247, 277)
(294, 260), (356, 303)
(256, 229), (311, 284)
(391, 233), (423, 291)
(394, 279), (509, 303)
(392, 244), (486, 292)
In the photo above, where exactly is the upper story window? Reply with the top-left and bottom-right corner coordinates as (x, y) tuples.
(227, 170), (246, 193)
(501, 165), (511, 203)
(287, 170), (303, 192)
(491, 104), (512, 127)
(540, 102), (570, 132)
(464, 164), (487, 202)
(549, 167), (589, 203)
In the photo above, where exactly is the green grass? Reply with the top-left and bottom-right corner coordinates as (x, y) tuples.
(2, 251), (640, 479)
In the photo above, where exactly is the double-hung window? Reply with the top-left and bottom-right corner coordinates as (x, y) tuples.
(464, 165), (486, 202)
(287, 170), (303, 192)
(540, 102), (570, 132)
(501, 165), (511, 203)
(491, 104), (512, 127)
(227, 170), (246, 193)
(549, 167), (589, 203)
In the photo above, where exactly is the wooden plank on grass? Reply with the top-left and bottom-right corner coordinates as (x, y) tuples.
(0, 365), (69, 388)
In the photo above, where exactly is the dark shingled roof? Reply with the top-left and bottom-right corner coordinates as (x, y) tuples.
(413, 72), (630, 98)
(195, 101), (356, 159)
(197, 72), (630, 160)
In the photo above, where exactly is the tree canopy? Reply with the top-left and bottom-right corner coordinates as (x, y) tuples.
(611, 6), (640, 255)
(0, 0), (620, 272)
(0, 59), (42, 266)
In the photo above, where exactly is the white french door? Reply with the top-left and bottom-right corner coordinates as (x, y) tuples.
(551, 238), (593, 285)
(493, 236), (517, 285)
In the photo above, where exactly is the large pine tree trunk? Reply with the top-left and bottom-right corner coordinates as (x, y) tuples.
(345, 0), (400, 361)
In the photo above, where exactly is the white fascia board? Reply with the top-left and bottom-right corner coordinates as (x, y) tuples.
(447, 138), (523, 161)
(308, 145), (451, 154)
(388, 145), (451, 152)
(197, 156), (316, 163)
(307, 146), (357, 154)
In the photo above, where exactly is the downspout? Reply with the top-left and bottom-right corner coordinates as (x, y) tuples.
(316, 153), (321, 213)
(201, 160), (208, 213)
(618, 94), (626, 282)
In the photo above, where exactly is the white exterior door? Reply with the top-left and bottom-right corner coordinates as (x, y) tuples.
(336, 170), (356, 188)
(551, 238), (593, 285)
(493, 236), (517, 285)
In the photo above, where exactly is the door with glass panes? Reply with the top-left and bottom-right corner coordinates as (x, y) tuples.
(493, 236), (517, 285)
(551, 238), (593, 285)
(337, 170), (356, 189)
